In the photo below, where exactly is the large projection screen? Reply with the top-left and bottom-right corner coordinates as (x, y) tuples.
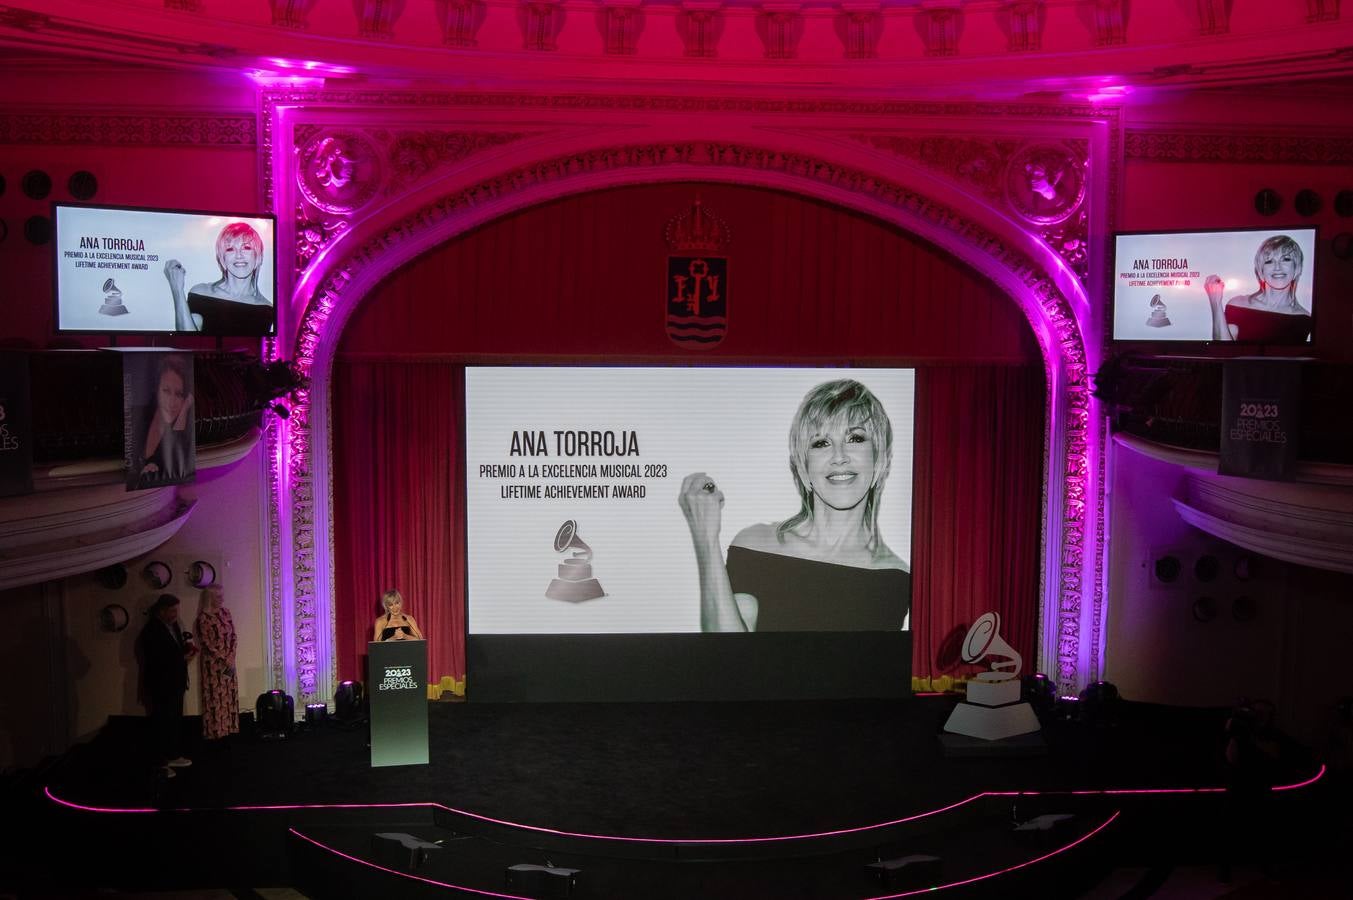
(464, 366), (914, 701)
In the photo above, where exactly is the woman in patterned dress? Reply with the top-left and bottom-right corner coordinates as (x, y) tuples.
(195, 585), (239, 739)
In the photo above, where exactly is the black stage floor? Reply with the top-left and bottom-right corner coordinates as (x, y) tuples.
(12, 696), (1343, 899)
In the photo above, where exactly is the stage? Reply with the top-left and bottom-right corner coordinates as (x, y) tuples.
(23, 695), (1333, 899)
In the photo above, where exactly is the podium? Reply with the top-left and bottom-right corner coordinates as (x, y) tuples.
(367, 640), (429, 767)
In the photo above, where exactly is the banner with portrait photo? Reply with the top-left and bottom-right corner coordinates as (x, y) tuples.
(121, 350), (196, 491)
(465, 367), (914, 635)
(1219, 360), (1301, 481)
(1112, 228), (1316, 343)
(0, 353), (33, 497)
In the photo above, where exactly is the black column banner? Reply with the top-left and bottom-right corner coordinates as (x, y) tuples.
(1219, 360), (1301, 480)
(0, 353), (34, 497)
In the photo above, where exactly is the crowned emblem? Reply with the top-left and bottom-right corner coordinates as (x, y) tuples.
(665, 198), (730, 349)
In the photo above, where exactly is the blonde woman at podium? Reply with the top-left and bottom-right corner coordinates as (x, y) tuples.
(373, 589), (424, 642)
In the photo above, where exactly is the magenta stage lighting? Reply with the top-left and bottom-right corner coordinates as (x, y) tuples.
(1020, 673), (1057, 717)
(335, 680), (365, 723)
(304, 703), (328, 726)
(1077, 681), (1121, 727)
(256, 690), (294, 739)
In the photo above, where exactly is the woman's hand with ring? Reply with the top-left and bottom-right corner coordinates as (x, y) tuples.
(1204, 275), (1226, 306)
(679, 472), (724, 548)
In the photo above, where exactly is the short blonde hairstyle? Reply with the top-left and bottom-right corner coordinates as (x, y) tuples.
(780, 379), (893, 548)
(200, 584), (224, 607)
(380, 589), (404, 612)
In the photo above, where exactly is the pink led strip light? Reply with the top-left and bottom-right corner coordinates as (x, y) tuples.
(43, 763), (1323, 846)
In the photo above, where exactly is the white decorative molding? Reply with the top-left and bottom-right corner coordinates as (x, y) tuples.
(1114, 432), (1353, 487)
(0, 429), (261, 590)
(0, 487), (196, 591)
(1173, 475), (1353, 575)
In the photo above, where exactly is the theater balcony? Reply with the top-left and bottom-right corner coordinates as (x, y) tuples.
(1097, 354), (1353, 574)
(0, 351), (291, 590)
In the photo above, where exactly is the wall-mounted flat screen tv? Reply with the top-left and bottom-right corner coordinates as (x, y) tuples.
(53, 203), (277, 336)
(1112, 226), (1317, 345)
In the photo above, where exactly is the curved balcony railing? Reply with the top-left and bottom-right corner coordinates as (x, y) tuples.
(25, 350), (282, 466)
(1094, 355), (1353, 466)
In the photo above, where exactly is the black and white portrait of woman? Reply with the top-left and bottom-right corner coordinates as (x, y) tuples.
(124, 352), (195, 491)
(679, 378), (910, 632)
(163, 222), (273, 336)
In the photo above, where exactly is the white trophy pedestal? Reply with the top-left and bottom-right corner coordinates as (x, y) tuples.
(943, 677), (1041, 742)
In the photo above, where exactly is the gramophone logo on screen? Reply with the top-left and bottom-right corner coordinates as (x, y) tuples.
(378, 666), (418, 692)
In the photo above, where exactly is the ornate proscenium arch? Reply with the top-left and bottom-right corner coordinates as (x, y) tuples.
(261, 103), (1109, 708)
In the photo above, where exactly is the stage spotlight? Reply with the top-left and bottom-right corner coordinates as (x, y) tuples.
(371, 832), (443, 872)
(865, 853), (942, 889)
(335, 680), (366, 724)
(256, 690), (294, 739)
(1020, 673), (1057, 717)
(304, 703), (329, 726)
(1077, 681), (1121, 727)
(505, 863), (579, 898)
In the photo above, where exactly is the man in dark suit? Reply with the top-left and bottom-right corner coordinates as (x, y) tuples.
(140, 593), (197, 777)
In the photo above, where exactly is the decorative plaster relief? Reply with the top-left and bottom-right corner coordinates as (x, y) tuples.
(916, 5), (962, 57)
(355, 0), (406, 39)
(598, 2), (645, 55)
(850, 134), (1090, 281)
(999, 1), (1045, 52)
(835, 5), (883, 59)
(520, 0), (566, 51)
(756, 5), (805, 60)
(297, 128), (384, 214)
(270, 0), (318, 29)
(437, 0), (488, 47)
(1124, 129), (1353, 164)
(1004, 142), (1086, 226)
(1087, 0), (1128, 45)
(677, 4), (724, 58)
(0, 112), (255, 146)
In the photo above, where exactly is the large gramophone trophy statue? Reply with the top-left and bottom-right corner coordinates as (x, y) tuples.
(942, 612), (1041, 742)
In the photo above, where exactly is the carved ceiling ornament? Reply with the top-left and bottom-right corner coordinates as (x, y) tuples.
(677, 2), (724, 57)
(437, 0), (488, 47)
(756, 4), (805, 60)
(850, 133), (1091, 281)
(1004, 141), (1086, 226)
(296, 128), (383, 214)
(270, 0), (318, 28)
(292, 125), (528, 273)
(598, 1), (645, 55)
(835, 4), (883, 59)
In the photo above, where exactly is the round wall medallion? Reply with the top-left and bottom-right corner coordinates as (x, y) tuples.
(297, 130), (382, 215)
(1004, 143), (1086, 226)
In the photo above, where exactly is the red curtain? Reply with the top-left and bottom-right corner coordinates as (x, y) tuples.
(910, 365), (1046, 688)
(331, 361), (465, 696)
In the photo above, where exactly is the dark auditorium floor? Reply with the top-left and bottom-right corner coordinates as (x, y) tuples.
(4, 696), (1350, 899)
